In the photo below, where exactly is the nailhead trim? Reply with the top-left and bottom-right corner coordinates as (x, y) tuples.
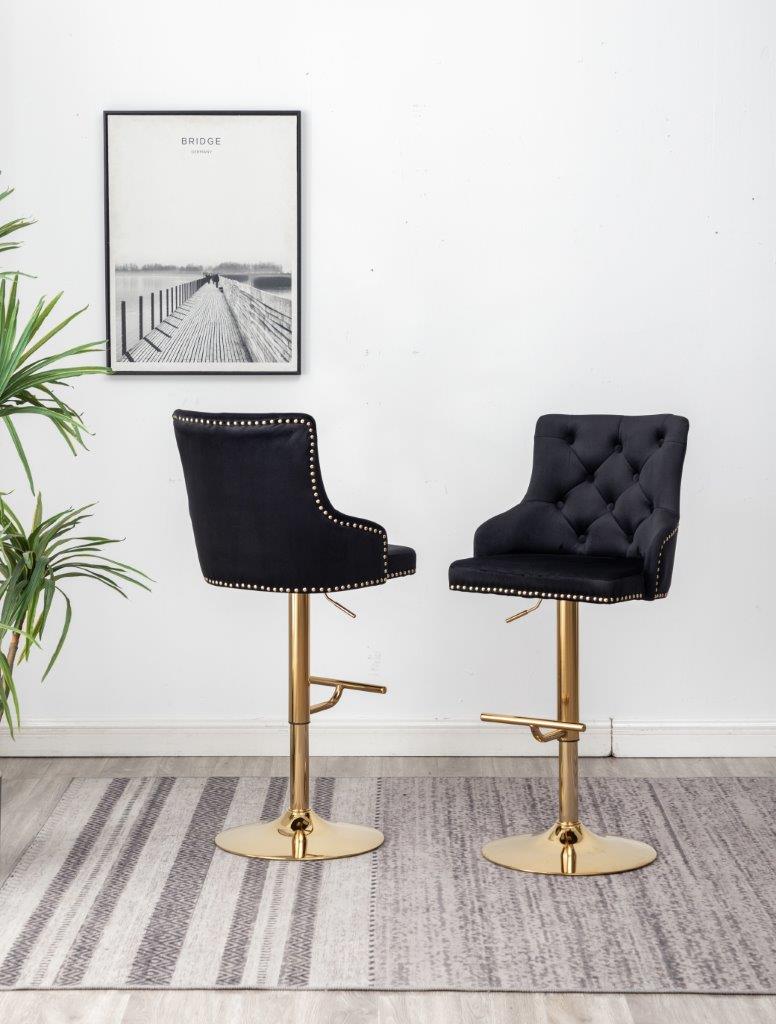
(449, 584), (643, 604)
(202, 567), (415, 592)
(653, 525), (678, 598)
(386, 568), (416, 580)
(174, 414), (404, 592)
(204, 576), (379, 592)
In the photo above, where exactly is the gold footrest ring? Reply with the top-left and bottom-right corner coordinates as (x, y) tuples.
(215, 809), (384, 862)
(482, 821), (656, 876)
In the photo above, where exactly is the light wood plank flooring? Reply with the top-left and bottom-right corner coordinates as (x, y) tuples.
(0, 755), (774, 1024)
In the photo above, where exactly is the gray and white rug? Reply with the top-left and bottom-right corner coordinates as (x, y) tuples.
(0, 775), (774, 992)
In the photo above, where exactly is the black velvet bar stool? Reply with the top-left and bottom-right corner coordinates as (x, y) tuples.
(174, 411), (416, 861)
(449, 413), (688, 876)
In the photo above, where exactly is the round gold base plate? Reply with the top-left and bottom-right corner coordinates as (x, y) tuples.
(482, 821), (657, 876)
(215, 809), (384, 862)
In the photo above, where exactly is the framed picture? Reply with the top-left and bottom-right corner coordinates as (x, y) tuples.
(103, 110), (300, 374)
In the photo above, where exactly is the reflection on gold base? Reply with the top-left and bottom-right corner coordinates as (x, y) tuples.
(482, 821), (657, 876)
(215, 809), (384, 862)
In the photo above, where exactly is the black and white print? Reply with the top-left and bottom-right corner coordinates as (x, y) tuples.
(104, 111), (300, 374)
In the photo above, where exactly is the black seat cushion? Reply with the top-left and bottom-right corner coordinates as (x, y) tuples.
(450, 414), (688, 604)
(387, 544), (416, 577)
(450, 552), (644, 603)
(173, 411), (416, 594)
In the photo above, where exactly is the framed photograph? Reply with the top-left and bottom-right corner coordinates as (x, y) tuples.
(104, 111), (300, 374)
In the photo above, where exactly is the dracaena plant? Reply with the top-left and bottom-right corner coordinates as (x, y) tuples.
(0, 183), (149, 736)
(1, 185), (108, 490)
(0, 497), (150, 733)
(0, 186), (34, 279)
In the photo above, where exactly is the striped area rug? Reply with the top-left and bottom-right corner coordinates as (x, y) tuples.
(1, 775), (774, 992)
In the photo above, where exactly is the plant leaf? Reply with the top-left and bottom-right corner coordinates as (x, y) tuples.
(3, 417), (34, 492)
(42, 591), (71, 679)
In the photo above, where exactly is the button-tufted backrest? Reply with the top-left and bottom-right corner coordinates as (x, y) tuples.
(525, 413), (688, 557)
(474, 414), (689, 599)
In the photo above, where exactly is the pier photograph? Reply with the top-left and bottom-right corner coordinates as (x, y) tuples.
(104, 111), (300, 373)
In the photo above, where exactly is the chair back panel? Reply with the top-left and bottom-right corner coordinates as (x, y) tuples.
(521, 413), (689, 558)
(173, 411), (384, 590)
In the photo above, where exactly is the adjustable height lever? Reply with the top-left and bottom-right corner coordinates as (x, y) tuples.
(505, 598), (542, 624)
(325, 592), (357, 618)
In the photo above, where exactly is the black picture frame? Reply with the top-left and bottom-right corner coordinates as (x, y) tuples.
(103, 110), (301, 375)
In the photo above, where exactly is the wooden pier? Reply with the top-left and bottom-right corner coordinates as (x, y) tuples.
(122, 283), (251, 364)
(120, 278), (292, 365)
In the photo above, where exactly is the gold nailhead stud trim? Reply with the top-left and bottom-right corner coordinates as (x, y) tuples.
(653, 525), (679, 597)
(203, 567), (415, 593)
(448, 583), (643, 605)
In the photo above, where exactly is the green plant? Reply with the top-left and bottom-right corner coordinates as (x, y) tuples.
(0, 186), (34, 278)
(0, 497), (150, 732)
(1, 188), (107, 492)
(0, 183), (148, 736)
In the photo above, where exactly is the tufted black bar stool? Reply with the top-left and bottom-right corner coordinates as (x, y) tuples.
(450, 414), (689, 875)
(174, 411), (416, 861)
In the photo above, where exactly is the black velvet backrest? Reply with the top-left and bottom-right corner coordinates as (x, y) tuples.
(173, 412), (387, 592)
(474, 414), (689, 599)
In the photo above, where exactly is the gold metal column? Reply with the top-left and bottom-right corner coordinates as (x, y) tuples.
(288, 592), (310, 815)
(557, 600), (579, 829)
(215, 594), (386, 861)
(481, 599), (657, 876)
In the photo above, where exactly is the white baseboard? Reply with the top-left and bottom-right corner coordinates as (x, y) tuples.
(0, 718), (774, 758)
(0, 719), (611, 758)
(612, 721), (776, 757)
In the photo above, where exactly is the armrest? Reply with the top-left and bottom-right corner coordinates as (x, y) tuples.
(635, 509), (680, 600)
(474, 501), (555, 557)
(312, 476), (388, 583)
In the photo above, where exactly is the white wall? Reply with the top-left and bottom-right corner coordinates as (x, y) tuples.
(2, 0), (775, 756)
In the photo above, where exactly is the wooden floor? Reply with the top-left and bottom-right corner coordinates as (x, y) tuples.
(125, 283), (250, 364)
(1, 755), (774, 1023)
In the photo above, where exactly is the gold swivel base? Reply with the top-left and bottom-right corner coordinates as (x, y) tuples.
(216, 809), (384, 862)
(481, 600), (657, 877)
(482, 821), (657, 877)
(215, 594), (387, 865)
